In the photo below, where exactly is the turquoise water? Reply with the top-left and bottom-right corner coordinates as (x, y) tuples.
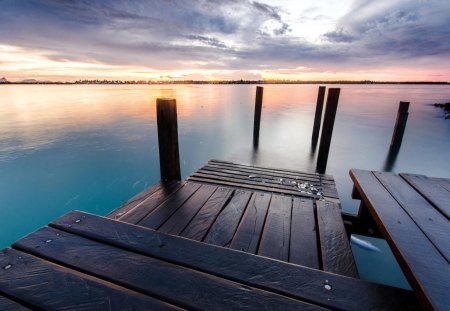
(1, 84), (449, 288)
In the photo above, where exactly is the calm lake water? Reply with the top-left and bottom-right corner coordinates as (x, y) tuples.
(1, 84), (449, 288)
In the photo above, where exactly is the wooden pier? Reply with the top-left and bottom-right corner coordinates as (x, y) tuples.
(0, 160), (423, 310)
(350, 170), (450, 311)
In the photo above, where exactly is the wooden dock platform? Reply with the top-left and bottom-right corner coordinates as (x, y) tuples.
(0, 160), (423, 310)
(108, 159), (354, 276)
(350, 170), (450, 311)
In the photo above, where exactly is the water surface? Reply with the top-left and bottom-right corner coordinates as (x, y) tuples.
(1, 84), (449, 288)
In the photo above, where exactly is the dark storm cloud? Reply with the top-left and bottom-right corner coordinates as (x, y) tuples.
(0, 0), (449, 72)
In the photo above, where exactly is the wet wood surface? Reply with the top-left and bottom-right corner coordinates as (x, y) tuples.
(110, 160), (353, 271)
(350, 169), (450, 311)
(0, 210), (419, 310)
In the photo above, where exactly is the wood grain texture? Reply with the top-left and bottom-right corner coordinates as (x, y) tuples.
(0, 248), (177, 311)
(201, 164), (331, 185)
(138, 182), (201, 229)
(400, 173), (450, 220)
(195, 168), (337, 197)
(258, 195), (292, 261)
(50, 211), (419, 311)
(204, 190), (252, 246)
(209, 159), (334, 181)
(180, 187), (233, 241)
(350, 169), (450, 311)
(429, 177), (450, 192)
(290, 198), (319, 269)
(158, 184), (217, 235)
(375, 171), (450, 262)
(189, 176), (320, 199)
(0, 295), (30, 311)
(120, 181), (186, 224)
(107, 180), (169, 219)
(14, 227), (322, 311)
(230, 192), (271, 253)
(317, 200), (358, 278)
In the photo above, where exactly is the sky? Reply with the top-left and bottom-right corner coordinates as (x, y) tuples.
(0, 0), (449, 82)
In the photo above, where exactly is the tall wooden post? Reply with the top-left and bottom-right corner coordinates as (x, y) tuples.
(390, 101), (410, 148)
(156, 98), (181, 180)
(311, 86), (326, 143)
(253, 86), (264, 148)
(316, 88), (340, 174)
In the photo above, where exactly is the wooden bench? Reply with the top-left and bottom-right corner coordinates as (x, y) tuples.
(0, 211), (418, 310)
(350, 169), (450, 311)
(108, 160), (356, 277)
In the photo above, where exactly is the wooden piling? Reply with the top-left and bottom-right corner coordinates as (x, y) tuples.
(390, 101), (409, 148)
(156, 98), (181, 181)
(253, 86), (264, 147)
(316, 88), (340, 174)
(311, 86), (326, 143)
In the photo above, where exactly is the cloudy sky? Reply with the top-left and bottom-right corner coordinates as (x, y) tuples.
(1, 0), (449, 81)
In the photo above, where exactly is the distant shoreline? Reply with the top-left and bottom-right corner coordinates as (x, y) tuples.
(1, 80), (449, 85)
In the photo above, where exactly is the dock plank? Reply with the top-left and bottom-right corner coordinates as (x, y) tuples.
(375, 171), (450, 262)
(194, 168), (337, 198)
(317, 200), (358, 278)
(258, 195), (292, 262)
(204, 190), (252, 246)
(189, 175), (319, 199)
(209, 159), (334, 181)
(120, 181), (186, 224)
(138, 182), (201, 229)
(0, 248), (177, 311)
(14, 227), (322, 311)
(0, 295), (30, 311)
(180, 187), (233, 241)
(50, 211), (419, 311)
(290, 198), (319, 269)
(230, 192), (271, 253)
(158, 184), (217, 235)
(351, 169), (450, 311)
(107, 181), (182, 219)
(400, 173), (450, 219)
(201, 164), (332, 185)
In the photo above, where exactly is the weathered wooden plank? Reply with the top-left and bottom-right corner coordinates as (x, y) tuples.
(317, 200), (358, 278)
(429, 177), (450, 192)
(0, 248), (178, 311)
(196, 167), (337, 197)
(191, 171), (328, 198)
(230, 192), (271, 253)
(138, 182), (201, 229)
(207, 160), (334, 183)
(180, 187), (233, 241)
(120, 181), (186, 224)
(50, 211), (419, 311)
(158, 185), (217, 235)
(189, 176), (319, 199)
(400, 173), (450, 220)
(107, 180), (183, 219)
(258, 195), (292, 262)
(204, 190), (252, 246)
(14, 227), (322, 311)
(350, 169), (450, 311)
(375, 172), (450, 262)
(290, 198), (319, 269)
(209, 159), (334, 181)
(202, 164), (331, 185)
(0, 295), (30, 311)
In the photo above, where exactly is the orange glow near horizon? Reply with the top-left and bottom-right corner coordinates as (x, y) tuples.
(1, 44), (449, 82)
